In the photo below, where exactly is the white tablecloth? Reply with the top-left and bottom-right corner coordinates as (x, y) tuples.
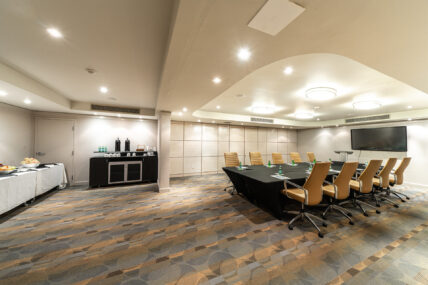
(0, 164), (67, 215)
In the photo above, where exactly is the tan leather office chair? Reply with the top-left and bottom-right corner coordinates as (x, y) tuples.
(282, 162), (331, 238)
(307, 152), (316, 162)
(290, 152), (302, 163)
(224, 152), (240, 194)
(272, 152), (284, 164)
(389, 157), (411, 201)
(322, 162), (359, 225)
(249, 152), (264, 166)
(373, 158), (399, 208)
(340, 160), (382, 216)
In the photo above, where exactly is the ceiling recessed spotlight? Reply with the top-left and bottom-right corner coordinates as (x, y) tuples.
(139, 116), (143, 119)
(305, 87), (337, 101)
(316, 118), (320, 121)
(353, 101), (381, 110)
(235, 94), (245, 98)
(294, 112), (314, 119)
(182, 107), (188, 112)
(283, 66), (293, 75)
(99, 86), (108, 94)
(0, 90), (7, 96)
(336, 124), (339, 127)
(178, 112), (183, 116)
(212, 77), (222, 84)
(212, 120), (215, 123)
(250, 105), (275, 115)
(117, 114), (121, 117)
(282, 126), (285, 128)
(24, 99), (31, 105)
(407, 106), (413, 109)
(237, 47), (251, 61)
(408, 118), (412, 121)
(46, 28), (63, 38)
(313, 106), (320, 110)
(93, 112), (98, 115)
(216, 105), (221, 110)
(197, 119), (201, 122)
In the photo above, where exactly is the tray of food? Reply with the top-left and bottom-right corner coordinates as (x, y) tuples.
(21, 158), (40, 168)
(0, 164), (17, 175)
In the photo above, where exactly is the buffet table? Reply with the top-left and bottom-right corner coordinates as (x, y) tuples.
(0, 164), (67, 215)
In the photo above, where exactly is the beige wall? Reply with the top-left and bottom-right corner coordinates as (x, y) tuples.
(297, 120), (428, 185)
(0, 103), (34, 165)
(170, 121), (297, 177)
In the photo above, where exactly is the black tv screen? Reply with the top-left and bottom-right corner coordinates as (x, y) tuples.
(351, 126), (407, 152)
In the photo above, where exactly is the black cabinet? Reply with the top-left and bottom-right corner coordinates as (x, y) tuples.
(142, 156), (158, 182)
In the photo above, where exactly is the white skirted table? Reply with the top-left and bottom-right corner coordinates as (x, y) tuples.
(0, 163), (67, 215)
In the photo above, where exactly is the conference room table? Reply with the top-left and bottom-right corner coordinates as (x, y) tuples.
(223, 161), (366, 219)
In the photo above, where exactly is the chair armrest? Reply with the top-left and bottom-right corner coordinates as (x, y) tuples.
(324, 180), (334, 186)
(284, 180), (309, 205)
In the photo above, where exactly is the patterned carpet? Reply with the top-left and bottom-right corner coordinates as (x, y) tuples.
(0, 174), (427, 285)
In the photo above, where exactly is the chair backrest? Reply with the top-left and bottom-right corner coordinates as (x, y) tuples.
(378, 158), (397, 188)
(224, 152), (240, 167)
(303, 162), (331, 205)
(358, 159), (382, 193)
(272, 152), (284, 164)
(249, 152), (264, 165)
(393, 157), (411, 185)
(290, 152), (302, 163)
(334, 162), (359, 199)
(307, 152), (316, 162)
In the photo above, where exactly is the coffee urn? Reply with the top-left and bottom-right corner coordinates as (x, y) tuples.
(125, 138), (130, 152)
(115, 138), (121, 152)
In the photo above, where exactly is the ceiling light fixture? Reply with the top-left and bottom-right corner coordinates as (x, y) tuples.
(24, 99), (31, 105)
(283, 66), (293, 75)
(99, 86), (108, 94)
(178, 112), (183, 116)
(294, 112), (314, 119)
(316, 118), (320, 121)
(0, 90), (7, 96)
(197, 119), (201, 122)
(182, 107), (188, 112)
(353, 101), (381, 110)
(250, 105), (275, 115)
(237, 47), (251, 61)
(212, 120), (215, 123)
(117, 114), (121, 117)
(407, 106), (413, 109)
(216, 105), (221, 110)
(305, 87), (337, 101)
(212, 77), (222, 84)
(46, 28), (63, 38)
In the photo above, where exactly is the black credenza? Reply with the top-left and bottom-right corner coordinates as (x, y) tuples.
(89, 153), (158, 188)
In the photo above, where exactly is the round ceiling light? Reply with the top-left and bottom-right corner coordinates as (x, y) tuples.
(294, 112), (314, 119)
(305, 87), (337, 101)
(237, 48), (251, 61)
(353, 101), (381, 110)
(250, 105), (275, 115)
(0, 90), (7, 96)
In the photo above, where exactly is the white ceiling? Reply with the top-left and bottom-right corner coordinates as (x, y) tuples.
(200, 53), (428, 121)
(0, 0), (173, 109)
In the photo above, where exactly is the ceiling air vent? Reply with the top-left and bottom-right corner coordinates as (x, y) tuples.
(345, 114), (390, 124)
(251, 117), (274, 124)
(91, 104), (140, 114)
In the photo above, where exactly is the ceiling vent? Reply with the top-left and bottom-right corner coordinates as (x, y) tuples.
(91, 104), (140, 114)
(345, 114), (390, 123)
(251, 117), (274, 124)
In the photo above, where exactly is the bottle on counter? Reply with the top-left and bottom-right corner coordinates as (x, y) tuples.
(125, 138), (130, 152)
(115, 138), (121, 152)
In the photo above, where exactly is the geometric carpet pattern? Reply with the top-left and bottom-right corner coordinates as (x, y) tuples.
(0, 174), (427, 285)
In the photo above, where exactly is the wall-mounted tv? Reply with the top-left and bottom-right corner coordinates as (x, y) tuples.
(351, 126), (407, 152)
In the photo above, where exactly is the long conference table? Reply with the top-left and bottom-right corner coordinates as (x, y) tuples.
(0, 163), (67, 215)
(223, 161), (366, 219)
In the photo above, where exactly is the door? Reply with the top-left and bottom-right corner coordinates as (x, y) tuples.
(127, 161), (142, 182)
(35, 118), (75, 183)
(108, 162), (126, 184)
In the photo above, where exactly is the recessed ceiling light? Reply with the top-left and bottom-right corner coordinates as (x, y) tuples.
(336, 124), (339, 127)
(197, 119), (201, 122)
(237, 47), (251, 61)
(182, 107), (188, 112)
(316, 118), (320, 121)
(353, 101), (381, 110)
(24, 99), (31, 105)
(93, 112), (98, 115)
(46, 28), (63, 38)
(212, 120), (215, 123)
(305, 87), (337, 101)
(212, 77), (222, 84)
(216, 105), (221, 109)
(241, 123), (244, 125)
(117, 114), (121, 117)
(282, 126), (285, 128)
(250, 105), (275, 115)
(313, 106), (320, 110)
(178, 112), (183, 116)
(283, 66), (293, 75)
(139, 116), (143, 119)
(294, 112), (314, 119)
(408, 118), (412, 121)
(99, 86), (108, 94)
(0, 90), (7, 96)
(407, 106), (413, 109)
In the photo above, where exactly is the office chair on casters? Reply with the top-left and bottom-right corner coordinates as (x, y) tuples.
(389, 157), (411, 202)
(290, 152), (302, 163)
(307, 152), (316, 162)
(373, 158), (399, 208)
(282, 162), (331, 238)
(321, 162), (359, 225)
(340, 160), (382, 217)
(224, 152), (239, 195)
(272, 152), (284, 164)
(249, 152), (264, 165)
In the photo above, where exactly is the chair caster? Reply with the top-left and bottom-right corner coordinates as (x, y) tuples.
(322, 215), (327, 220)
(288, 225), (294, 230)
(363, 213), (369, 217)
(406, 197), (410, 200)
(376, 204), (381, 207)
(347, 212), (352, 217)
(349, 221), (354, 225)
(376, 210), (381, 214)
(318, 232), (324, 238)
(322, 223), (327, 227)
(393, 204), (399, 208)
(401, 200), (405, 203)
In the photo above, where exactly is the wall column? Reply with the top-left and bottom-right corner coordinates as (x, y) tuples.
(157, 111), (171, 191)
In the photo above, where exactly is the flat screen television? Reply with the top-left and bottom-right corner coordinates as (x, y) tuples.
(351, 126), (407, 152)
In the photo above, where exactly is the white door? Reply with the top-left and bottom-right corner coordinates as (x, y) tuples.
(35, 118), (75, 183)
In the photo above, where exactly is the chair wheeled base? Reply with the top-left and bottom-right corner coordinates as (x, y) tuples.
(374, 187), (400, 208)
(224, 183), (236, 195)
(321, 203), (354, 225)
(286, 205), (327, 238)
(339, 194), (381, 217)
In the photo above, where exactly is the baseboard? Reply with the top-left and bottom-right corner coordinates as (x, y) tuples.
(403, 182), (428, 187)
